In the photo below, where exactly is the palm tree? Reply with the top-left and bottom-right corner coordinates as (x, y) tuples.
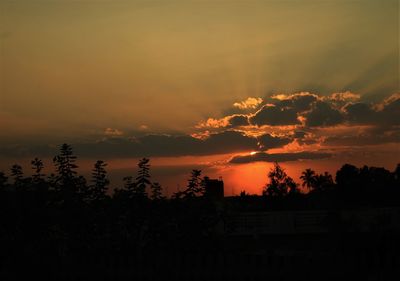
(300, 168), (316, 191)
(314, 172), (334, 192)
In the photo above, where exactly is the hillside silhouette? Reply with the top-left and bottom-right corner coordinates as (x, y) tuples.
(0, 144), (399, 280)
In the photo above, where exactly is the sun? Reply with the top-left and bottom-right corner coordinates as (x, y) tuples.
(250, 151), (258, 155)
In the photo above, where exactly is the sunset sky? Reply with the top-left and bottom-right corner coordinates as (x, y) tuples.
(1, 0), (399, 195)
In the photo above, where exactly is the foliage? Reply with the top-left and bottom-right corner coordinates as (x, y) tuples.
(90, 160), (110, 201)
(135, 158), (151, 197)
(263, 162), (298, 196)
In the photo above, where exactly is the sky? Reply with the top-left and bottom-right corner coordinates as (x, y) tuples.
(1, 0), (399, 195)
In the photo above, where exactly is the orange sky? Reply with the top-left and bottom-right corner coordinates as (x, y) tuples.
(0, 0), (399, 195)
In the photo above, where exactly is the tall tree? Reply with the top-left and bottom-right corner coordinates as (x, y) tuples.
(53, 143), (80, 199)
(53, 144), (78, 186)
(90, 160), (110, 201)
(300, 168), (316, 191)
(150, 182), (164, 200)
(31, 158), (45, 184)
(0, 172), (8, 191)
(263, 162), (298, 197)
(135, 158), (151, 197)
(184, 169), (204, 198)
(314, 172), (334, 192)
(123, 176), (136, 193)
(11, 164), (25, 190)
(394, 163), (400, 182)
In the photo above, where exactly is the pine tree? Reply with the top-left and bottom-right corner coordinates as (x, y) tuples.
(184, 169), (203, 198)
(31, 158), (45, 184)
(11, 164), (24, 190)
(135, 158), (151, 197)
(53, 144), (77, 182)
(53, 143), (79, 195)
(90, 160), (110, 201)
(123, 176), (136, 193)
(150, 182), (164, 200)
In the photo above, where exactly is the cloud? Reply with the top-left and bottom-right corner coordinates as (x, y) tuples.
(229, 151), (331, 164)
(257, 134), (292, 149)
(196, 118), (230, 129)
(0, 131), (259, 159)
(271, 92), (319, 112)
(343, 93), (400, 126)
(228, 114), (250, 127)
(3, 92), (399, 162)
(197, 114), (250, 129)
(104, 128), (124, 136)
(305, 101), (344, 127)
(233, 97), (263, 110)
(93, 131), (257, 157)
(324, 130), (400, 146)
(378, 93), (400, 125)
(344, 102), (377, 124)
(249, 104), (300, 126)
(328, 91), (360, 102)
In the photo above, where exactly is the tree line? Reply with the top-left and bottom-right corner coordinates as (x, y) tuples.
(0, 143), (399, 279)
(1, 143), (400, 202)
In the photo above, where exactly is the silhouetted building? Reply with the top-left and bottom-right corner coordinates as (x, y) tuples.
(204, 176), (224, 199)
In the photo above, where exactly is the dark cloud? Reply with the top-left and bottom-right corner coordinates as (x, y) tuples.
(249, 105), (300, 126)
(229, 151), (331, 164)
(344, 102), (377, 124)
(257, 134), (292, 150)
(324, 131), (400, 146)
(0, 131), (258, 159)
(379, 94), (400, 125)
(277, 93), (318, 112)
(2, 93), (399, 162)
(227, 114), (250, 127)
(293, 131), (307, 139)
(305, 101), (344, 127)
(343, 94), (400, 126)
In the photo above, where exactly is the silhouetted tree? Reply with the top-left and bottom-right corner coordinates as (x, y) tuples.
(314, 172), (334, 192)
(31, 158), (45, 184)
(11, 164), (25, 190)
(123, 176), (136, 194)
(336, 163), (361, 200)
(184, 169), (203, 198)
(336, 164), (359, 188)
(47, 173), (58, 191)
(90, 160), (109, 201)
(394, 163), (400, 182)
(263, 162), (298, 196)
(0, 171), (8, 191)
(150, 182), (164, 200)
(300, 168), (316, 191)
(53, 143), (78, 189)
(172, 190), (185, 200)
(136, 158), (150, 197)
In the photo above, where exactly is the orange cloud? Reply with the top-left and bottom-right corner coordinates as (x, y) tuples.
(104, 128), (124, 136)
(233, 97), (263, 110)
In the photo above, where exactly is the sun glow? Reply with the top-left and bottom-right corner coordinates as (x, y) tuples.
(250, 151), (258, 155)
